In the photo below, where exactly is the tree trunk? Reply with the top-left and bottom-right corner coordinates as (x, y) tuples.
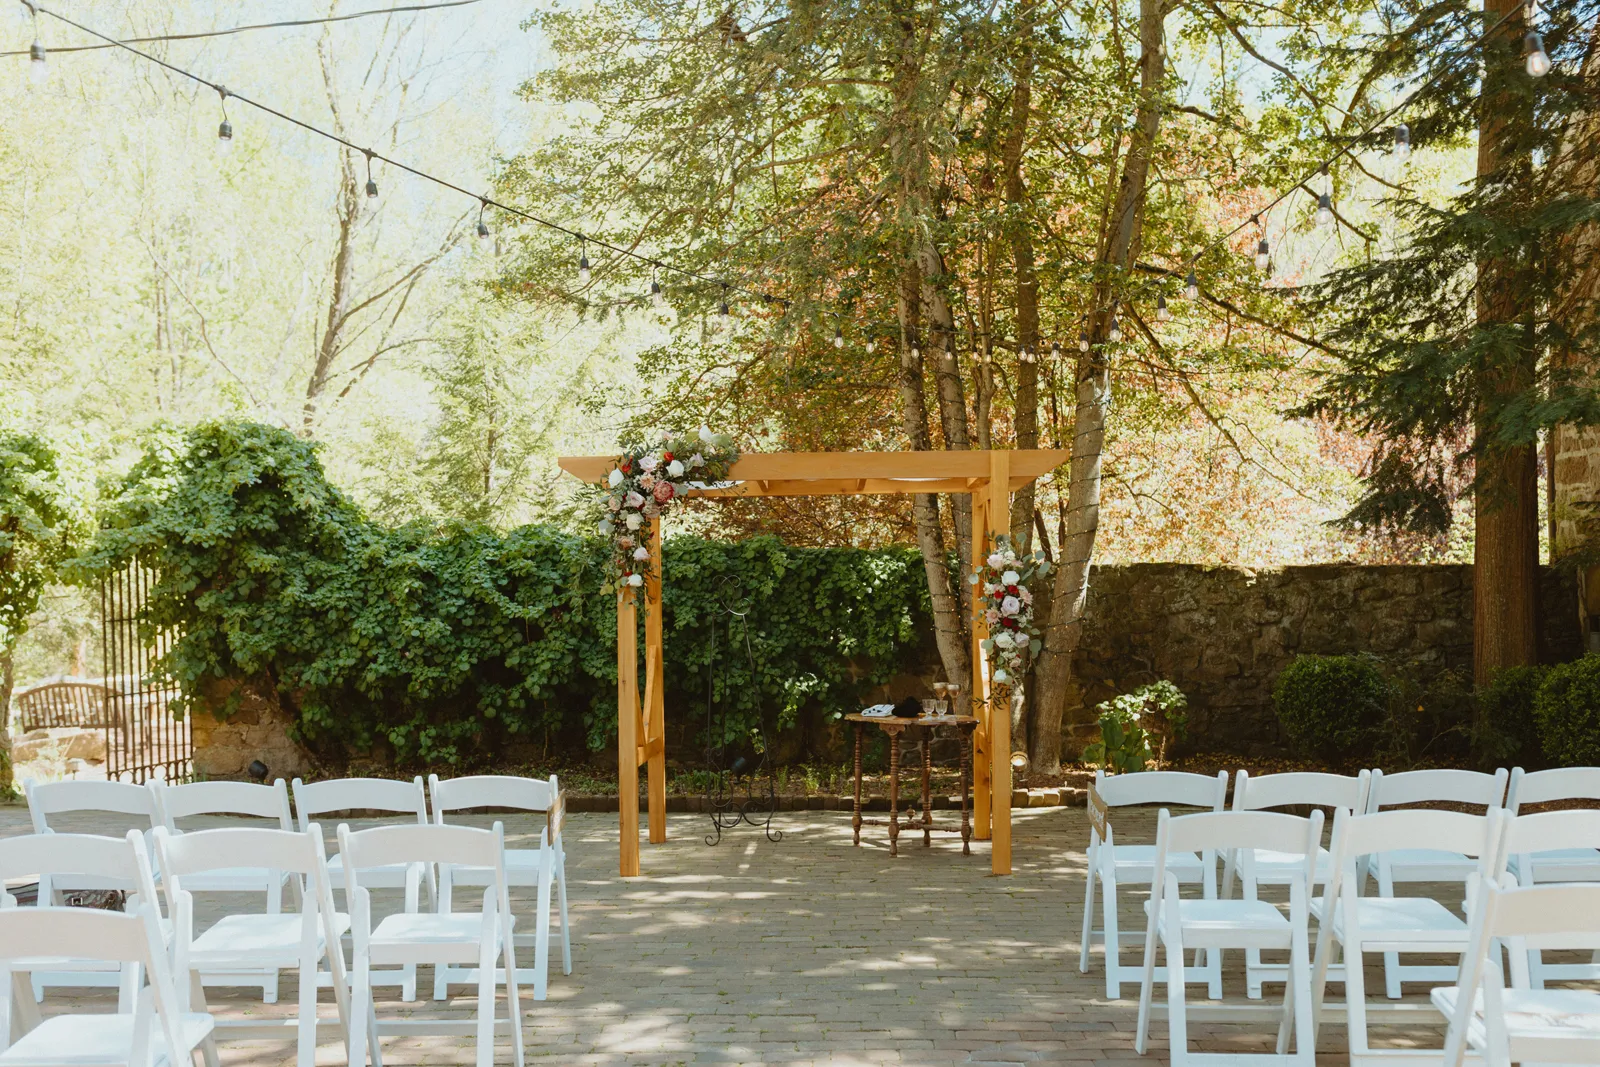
(303, 157), (363, 433)
(1030, 0), (1167, 771)
(0, 649), (13, 794)
(1472, 0), (1540, 683)
(897, 263), (971, 699)
(1004, 4), (1039, 552)
(915, 236), (975, 584)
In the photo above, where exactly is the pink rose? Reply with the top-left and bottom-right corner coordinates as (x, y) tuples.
(624, 490), (645, 509)
(653, 481), (676, 504)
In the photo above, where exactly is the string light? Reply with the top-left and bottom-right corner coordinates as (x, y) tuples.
(28, 39), (44, 81)
(1051, 341), (1061, 361)
(1392, 123), (1411, 158)
(866, 339), (875, 354)
(216, 86), (233, 150)
(578, 241), (591, 284)
(1156, 293), (1170, 322)
(833, 322), (844, 348)
(1524, 31), (1551, 76)
(1078, 328), (1090, 353)
(1106, 308), (1123, 343)
(475, 199), (490, 240)
(1183, 270), (1200, 301)
(1251, 217), (1270, 271)
(650, 272), (665, 308)
(1315, 167), (1334, 228)
(363, 151), (378, 199)
(718, 283), (730, 319)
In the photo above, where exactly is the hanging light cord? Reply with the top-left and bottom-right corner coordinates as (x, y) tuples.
(23, 1), (766, 303)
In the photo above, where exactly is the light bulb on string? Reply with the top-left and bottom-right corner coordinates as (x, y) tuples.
(1051, 341), (1061, 361)
(364, 152), (378, 199)
(1156, 294), (1171, 322)
(866, 338), (876, 354)
(1184, 270), (1200, 301)
(1255, 237), (1271, 272)
(1106, 308), (1123, 344)
(476, 201), (490, 240)
(718, 283), (730, 319)
(1393, 124), (1411, 158)
(577, 241), (591, 284)
(1315, 167), (1334, 228)
(1524, 31), (1551, 77)
(1078, 328), (1090, 353)
(833, 322), (844, 349)
(215, 87), (232, 151)
(650, 273), (665, 308)
(28, 40), (45, 84)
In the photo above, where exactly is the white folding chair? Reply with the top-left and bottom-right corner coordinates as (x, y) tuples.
(292, 777), (434, 1001)
(1079, 770), (1228, 999)
(340, 822), (525, 1067)
(0, 830), (162, 1013)
(155, 825), (353, 1067)
(1223, 770), (1370, 998)
(1309, 807), (1499, 1067)
(151, 778), (298, 1003)
(1435, 877), (1600, 1067)
(0, 903), (219, 1067)
(428, 774), (570, 1001)
(1504, 767), (1600, 882)
(1491, 806), (1600, 987)
(1365, 767), (1508, 997)
(1134, 808), (1323, 1067)
(20, 780), (163, 1002)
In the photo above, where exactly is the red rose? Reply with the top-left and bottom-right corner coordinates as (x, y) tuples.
(1003, 618), (1018, 629)
(652, 481), (676, 504)
(621, 461), (631, 473)
(664, 451), (674, 462)
(1007, 585), (1019, 595)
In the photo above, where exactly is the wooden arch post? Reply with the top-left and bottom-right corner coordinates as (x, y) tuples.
(559, 449), (1066, 878)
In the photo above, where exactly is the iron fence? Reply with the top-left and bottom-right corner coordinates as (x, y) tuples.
(100, 564), (188, 783)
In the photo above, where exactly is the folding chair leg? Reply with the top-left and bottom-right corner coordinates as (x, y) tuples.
(200, 1034), (222, 1067)
(534, 851), (554, 1002)
(296, 950), (317, 1067)
(1290, 922), (1315, 1065)
(1377, 868), (1402, 1000)
(1079, 865), (1097, 973)
(1167, 931), (1190, 1066)
(504, 917), (525, 1067)
(349, 960), (370, 1067)
(1344, 937), (1371, 1062)
(433, 870), (456, 1001)
(1133, 917), (1160, 1054)
(1103, 877), (1122, 999)
(556, 844), (572, 976)
(475, 943), (496, 1067)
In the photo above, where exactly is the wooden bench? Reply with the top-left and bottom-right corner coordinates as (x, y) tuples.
(14, 680), (124, 741)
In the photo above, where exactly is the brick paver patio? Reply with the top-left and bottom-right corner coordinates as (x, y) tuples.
(1, 801), (1453, 1065)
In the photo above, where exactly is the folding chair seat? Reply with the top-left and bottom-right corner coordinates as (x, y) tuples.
(1134, 809), (1323, 1067)
(1309, 807), (1498, 1067)
(19, 780), (164, 1003)
(428, 774), (571, 1001)
(1434, 878), (1600, 1067)
(1364, 768), (1507, 997)
(292, 777), (434, 1001)
(151, 778), (298, 1003)
(155, 825), (354, 1067)
(1223, 770), (1369, 998)
(1491, 805), (1600, 988)
(1079, 769), (1228, 999)
(340, 823), (524, 1067)
(0, 903), (218, 1067)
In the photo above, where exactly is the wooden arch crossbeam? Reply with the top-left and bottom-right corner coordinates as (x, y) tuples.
(558, 449), (1070, 877)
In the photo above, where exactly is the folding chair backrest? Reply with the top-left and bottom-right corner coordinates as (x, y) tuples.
(154, 825), (323, 881)
(152, 778), (294, 828)
(1160, 808), (1324, 859)
(1480, 878), (1600, 951)
(0, 830), (157, 905)
(25, 779), (160, 833)
(339, 822), (504, 875)
(1495, 809), (1600, 875)
(1094, 769), (1228, 810)
(1335, 808), (1498, 863)
(1366, 767), (1507, 811)
(1234, 770), (1369, 813)
(291, 776), (428, 830)
(1506, 766), (1600, 811)
(429, 774), (558, 820)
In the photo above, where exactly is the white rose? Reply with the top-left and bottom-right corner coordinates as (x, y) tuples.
(667, 459), (685, 478)
(993, 668), (1010, 684)
(598, 519), (613, 535)
(1002, 570), (1020, 586)
(640, 455), (658, 472)
(1001, 595), (1021, 616)
(633, 546), (650, 562)
(625, 490), (645, 508)
(993, 632), (1013, 649)
(986, 552), (1005, 570)
(628, 573), (644, 587)
(625, 513), (642, 531)
(699, 425), (715, 444)
(608, 468), (624, 488)
(983, 583), (998, 596)
(689, 452), (705, 468)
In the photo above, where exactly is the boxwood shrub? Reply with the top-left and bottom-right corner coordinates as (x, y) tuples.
(1533, 654), (1600, 766)
(1272, 653), (1389, 761)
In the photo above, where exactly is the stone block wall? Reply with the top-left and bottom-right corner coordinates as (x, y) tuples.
(1064, 563), (1582, 756)
(191, 678), (313, 781)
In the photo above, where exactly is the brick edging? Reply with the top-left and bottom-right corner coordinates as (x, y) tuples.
(566, 787), (1087, 814)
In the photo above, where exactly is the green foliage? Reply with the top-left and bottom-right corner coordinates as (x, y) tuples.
(69, 421), (930, 767)
(1533, 654), (1600, 766)
(1474, 664), (1547, 767)
(0, 431), (73, 654)
(1272, 654), (1389, 761)
(1082, 681), (1189, 772)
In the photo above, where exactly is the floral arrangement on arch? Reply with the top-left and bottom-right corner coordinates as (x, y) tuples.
(596, 427), (739, 591)
(969, 533), (1051, 686)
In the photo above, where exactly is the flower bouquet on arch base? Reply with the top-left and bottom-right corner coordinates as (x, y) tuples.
(594, 426), (739, 592)
(969, 533), (1050, 687)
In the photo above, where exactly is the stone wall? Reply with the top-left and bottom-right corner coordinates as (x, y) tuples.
(1064, 563), (1583, 756)
(191, 678), (313, 781)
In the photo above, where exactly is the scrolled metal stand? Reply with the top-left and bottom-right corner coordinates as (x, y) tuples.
(703, 581), (782, 846)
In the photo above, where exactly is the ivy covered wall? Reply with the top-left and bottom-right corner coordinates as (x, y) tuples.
(72, 422), (932, 769)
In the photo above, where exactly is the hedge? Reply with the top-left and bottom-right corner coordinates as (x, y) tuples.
(70, 422), (931, 767)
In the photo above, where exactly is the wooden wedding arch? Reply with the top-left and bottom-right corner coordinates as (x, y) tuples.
(558, 449), (1069, 877)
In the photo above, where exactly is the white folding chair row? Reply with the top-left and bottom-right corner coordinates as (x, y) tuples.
(0, 904), (219, 1067)
(1223, 770), (1370, 999)
(1134, 808), (1324, 1067)
(429, 774), (570, 1002)
(1436, 877), (1600, 1067)
(1079, 770), (1228, 999)
(341, 822), (525, 1067)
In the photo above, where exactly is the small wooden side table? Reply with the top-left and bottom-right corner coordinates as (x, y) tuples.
(845, 713), (979, 857)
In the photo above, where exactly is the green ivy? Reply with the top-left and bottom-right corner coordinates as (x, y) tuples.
(68, 422), (930, 767)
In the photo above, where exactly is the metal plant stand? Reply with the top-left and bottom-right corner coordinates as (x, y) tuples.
(703, 584), (782, 846)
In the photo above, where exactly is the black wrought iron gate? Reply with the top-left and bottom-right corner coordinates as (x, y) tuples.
(100, 564), (188, 783)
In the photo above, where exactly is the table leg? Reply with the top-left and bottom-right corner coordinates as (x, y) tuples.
(921, 730), (932, 848)
(960, 725), (971, 856)
(852, 723), (863, 847)
(888, 729), (900, 858)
